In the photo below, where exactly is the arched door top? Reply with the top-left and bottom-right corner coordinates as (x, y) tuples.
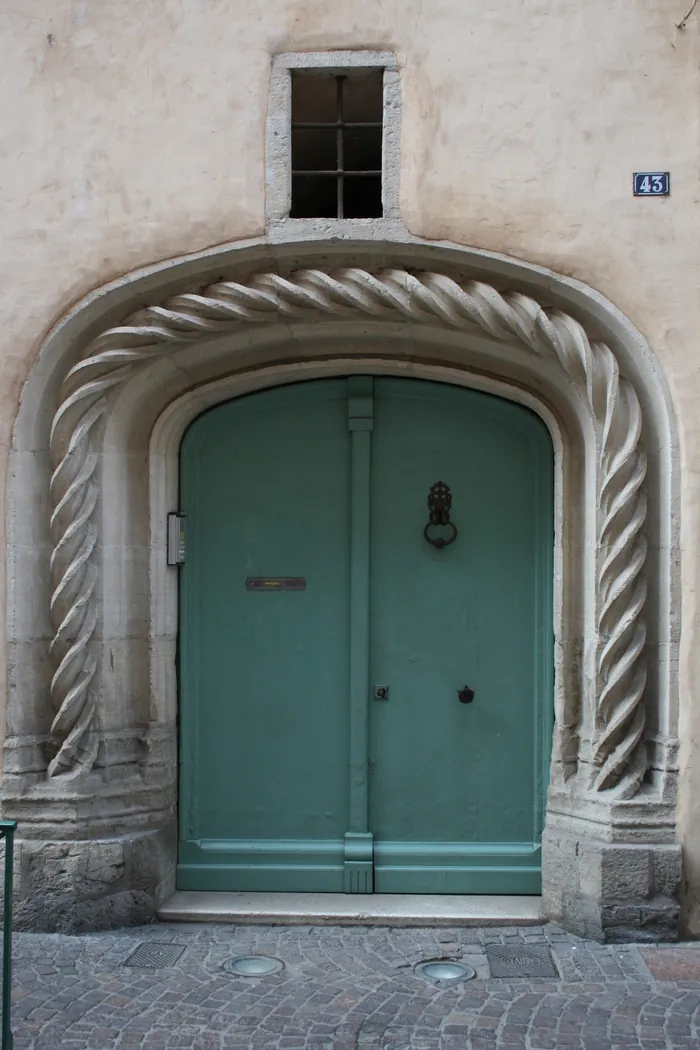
(46, 264), (654, 801)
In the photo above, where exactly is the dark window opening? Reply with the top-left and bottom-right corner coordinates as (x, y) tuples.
(290, 70), (383, 219)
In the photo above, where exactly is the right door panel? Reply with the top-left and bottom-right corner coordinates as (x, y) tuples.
(369, 378), (553, 893)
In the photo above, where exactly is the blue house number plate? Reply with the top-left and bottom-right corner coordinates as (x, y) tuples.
(633, 172), (670, 197)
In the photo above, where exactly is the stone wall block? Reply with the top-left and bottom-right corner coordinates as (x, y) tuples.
(76, 841), (126, 898)
(40, 889), (156, 934)
(23, 841), (83, 896)
(600, 898), (681, 944)
(652, 843), (683, 898)
(541, 825), (580, 918)
(6, 835), (171, 932)
(542, 825), (682, 942)
(6, 640), (53, 737)
(557, 894), (607, 942)
(599, 845), (652, 899)
(127, 824), (176, 894)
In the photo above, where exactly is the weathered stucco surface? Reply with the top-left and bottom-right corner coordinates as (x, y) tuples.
(1, 0), (699, 931)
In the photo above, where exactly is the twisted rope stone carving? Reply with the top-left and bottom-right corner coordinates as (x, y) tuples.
(48, 267), (648, 795)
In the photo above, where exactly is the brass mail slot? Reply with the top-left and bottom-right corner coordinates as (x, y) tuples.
(246, 577), (307, 591)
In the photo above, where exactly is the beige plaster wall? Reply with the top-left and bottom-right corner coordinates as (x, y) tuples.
(1, 0), (700, 928)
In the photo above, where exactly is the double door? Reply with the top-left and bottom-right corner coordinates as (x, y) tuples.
(177, 377), (553, 893)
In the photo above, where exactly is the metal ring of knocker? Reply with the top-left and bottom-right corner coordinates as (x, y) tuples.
(423, 480), (458, 549)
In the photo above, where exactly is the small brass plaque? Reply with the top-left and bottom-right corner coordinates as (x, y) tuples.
(246, 577), (306, 592)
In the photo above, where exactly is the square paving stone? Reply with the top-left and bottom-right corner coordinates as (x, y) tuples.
(640, 948), (700, 982)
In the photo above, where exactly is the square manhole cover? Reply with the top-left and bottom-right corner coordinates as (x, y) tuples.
(124, 942), (187, 968)
(486, 943), (559, 979)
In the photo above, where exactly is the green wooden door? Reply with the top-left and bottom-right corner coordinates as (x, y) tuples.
(177, 377), (552, 894)
(369, 380), (552, 893)
(178, 381), (351, 890)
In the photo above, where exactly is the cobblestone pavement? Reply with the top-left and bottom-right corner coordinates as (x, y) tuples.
(8, 922), (700, 1049)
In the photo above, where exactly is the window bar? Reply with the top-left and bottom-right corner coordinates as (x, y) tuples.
(292, 122), (381, 129)
(292, 171), (381, 176)
(336, 75), (345, 219)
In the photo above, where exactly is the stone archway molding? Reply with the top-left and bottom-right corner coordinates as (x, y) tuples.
(49, 265), (647, 799)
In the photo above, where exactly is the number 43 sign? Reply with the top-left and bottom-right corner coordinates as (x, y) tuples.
(633, 172), (670, 196)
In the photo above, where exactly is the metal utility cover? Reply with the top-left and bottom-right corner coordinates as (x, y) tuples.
(485, 943), (559, 979)
(123, 942), (186, 968)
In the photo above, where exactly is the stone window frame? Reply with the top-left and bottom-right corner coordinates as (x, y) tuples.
(266, 51), (403, 239)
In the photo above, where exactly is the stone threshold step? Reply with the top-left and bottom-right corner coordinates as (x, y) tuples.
(158, 892), (543, 927)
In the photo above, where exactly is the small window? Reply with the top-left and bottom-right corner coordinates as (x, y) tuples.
(290, 70), (384, 219)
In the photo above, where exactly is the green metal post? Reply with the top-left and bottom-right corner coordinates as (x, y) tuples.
(0, 821), (16, 1050)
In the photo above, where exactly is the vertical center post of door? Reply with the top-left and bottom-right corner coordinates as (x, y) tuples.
(344, 377), (375, 892)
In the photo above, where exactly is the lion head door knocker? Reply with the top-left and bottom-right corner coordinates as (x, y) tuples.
(423, 481), (458, 549)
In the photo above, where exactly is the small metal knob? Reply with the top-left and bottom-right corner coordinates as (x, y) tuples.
(458, 685), (475, 704)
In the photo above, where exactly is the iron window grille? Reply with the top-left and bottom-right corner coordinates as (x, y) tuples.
(290, 71), (384, 219)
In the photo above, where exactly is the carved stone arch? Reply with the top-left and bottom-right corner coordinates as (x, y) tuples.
(4, 237), (681, 938)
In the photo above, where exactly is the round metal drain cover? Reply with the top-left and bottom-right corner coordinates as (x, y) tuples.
(416, 959), (475, 982)
(222, 955), (284, 977)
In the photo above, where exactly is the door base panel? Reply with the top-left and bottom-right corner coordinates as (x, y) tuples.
(178, 838), (345, 892)
(177, 866), (345, 892)
(373, 870), (541, 894)
(373, 842), (542, 894)
(177, 840), (541, 894)
(160, 891), (544, 926)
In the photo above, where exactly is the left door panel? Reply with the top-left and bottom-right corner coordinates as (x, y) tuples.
(178, 381), (351, 890)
